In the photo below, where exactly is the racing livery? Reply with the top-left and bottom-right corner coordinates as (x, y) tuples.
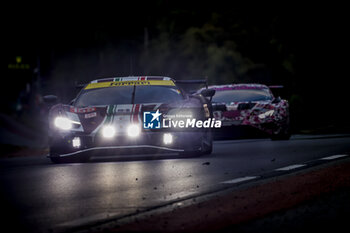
(205, 83), (290, 140)
(46, 76), (215, 163)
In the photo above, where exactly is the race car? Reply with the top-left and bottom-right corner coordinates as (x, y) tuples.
(45, 76), (216, 163)
(205, 83), (291, 140)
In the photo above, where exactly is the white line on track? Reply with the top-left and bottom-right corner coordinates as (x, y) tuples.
(221, 154), (349, 186)
(275, 164), (306, 171)
(221, 176), (259, 184)
(320, 154), (348, 160)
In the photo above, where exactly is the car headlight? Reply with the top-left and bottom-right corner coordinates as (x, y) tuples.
(127, 124), (140, 137)
(72, 137), (81, 148)
(54, 117), (73, 130)
(102, 125), (116, 138)
(163, 133), (173, 144)
(54, 117), (81, 130)
(258, 110), (274, 119)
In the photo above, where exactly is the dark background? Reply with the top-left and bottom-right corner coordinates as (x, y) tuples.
(3, 2), (349, 133)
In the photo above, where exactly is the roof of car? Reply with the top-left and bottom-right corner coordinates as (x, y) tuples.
(90, 76), (172, 83)
(208, 83), (269, 91)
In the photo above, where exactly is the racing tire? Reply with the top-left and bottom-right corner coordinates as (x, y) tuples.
(202, 131), (213, 155)
(270, 116), (291, 141)
(180, 130), (213, 156)
(202, 144), (213, 155)
(201, 136), (213, 155)
(270, 125), (291, 140)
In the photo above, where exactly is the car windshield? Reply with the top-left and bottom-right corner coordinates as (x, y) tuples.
(74, 85), (184, 107)
(212, 89), (273, 103)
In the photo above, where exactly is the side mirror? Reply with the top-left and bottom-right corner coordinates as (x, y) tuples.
(212, 103), (227, 111)
(69, 98), (76, 106)
(272, 96), (281, 104)
(43, 95), (58, 104)
(200, 89), (216, 98)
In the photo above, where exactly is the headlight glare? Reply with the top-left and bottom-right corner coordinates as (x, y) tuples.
(163, 133), (173, 144)
(54, 117), (72, 130)
(72, 137), (81, 148)
(127, 124), (140, 137)
(102, 125), (116, 138)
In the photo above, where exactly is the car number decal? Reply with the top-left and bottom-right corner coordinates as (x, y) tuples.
(85, 112), (97, 119)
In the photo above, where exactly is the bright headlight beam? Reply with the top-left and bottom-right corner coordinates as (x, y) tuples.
(102, 125), (116, 138)
(258, 110), (274, 119)
(72, 137), (81, 148)
(54, 117), (73, 130)
(127, 124), (140, 137)
(163, 133), (173, 144)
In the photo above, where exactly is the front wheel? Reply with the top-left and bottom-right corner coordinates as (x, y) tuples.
(270, 121), (291, 140)
(201, 130), (213, 155)
(180, 130), (213, 156)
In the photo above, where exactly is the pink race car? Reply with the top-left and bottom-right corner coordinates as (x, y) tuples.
(207, 83), (291, 140)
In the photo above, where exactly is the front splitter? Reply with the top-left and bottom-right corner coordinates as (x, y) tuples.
(47, 145), (185, 158)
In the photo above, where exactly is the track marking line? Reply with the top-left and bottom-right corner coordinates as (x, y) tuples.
(275, 164), (306, 171)
(320, 154), (348, 160)
(221, 176), (259, 184)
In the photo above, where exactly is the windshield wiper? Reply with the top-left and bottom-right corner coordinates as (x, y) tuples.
(131, 84), (136, 104)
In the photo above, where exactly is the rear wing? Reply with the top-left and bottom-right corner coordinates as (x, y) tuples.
(268, 85), (284, 89)
(175, 79), (208, 94)
(268, 85), (285, 98)
(175, 79), (208, 88)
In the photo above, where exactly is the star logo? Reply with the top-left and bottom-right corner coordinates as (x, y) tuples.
(143, 110), (162, 129)
(150, 109), (162, 122)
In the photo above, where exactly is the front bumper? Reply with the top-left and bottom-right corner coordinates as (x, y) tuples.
(48, 131), (205, 158)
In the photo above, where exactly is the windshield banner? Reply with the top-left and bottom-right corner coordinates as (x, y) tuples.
(85, 80), (175, 90)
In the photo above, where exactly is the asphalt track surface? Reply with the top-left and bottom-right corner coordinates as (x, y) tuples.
(0, 134), (350, 232)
